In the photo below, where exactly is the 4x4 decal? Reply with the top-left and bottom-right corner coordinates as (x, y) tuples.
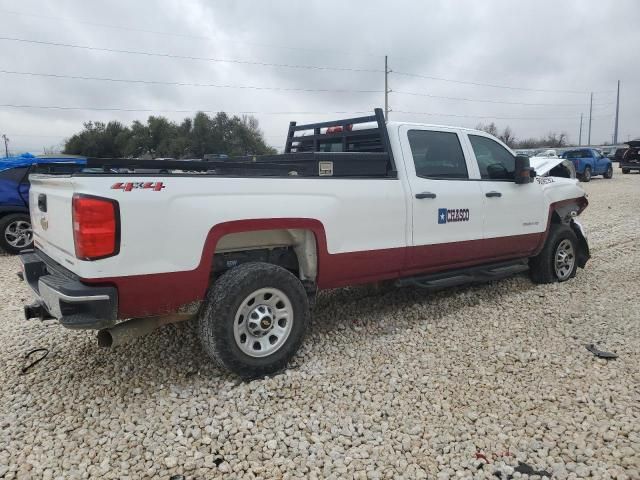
(438, 208), (470, 224)
(111, 182), (165, 192)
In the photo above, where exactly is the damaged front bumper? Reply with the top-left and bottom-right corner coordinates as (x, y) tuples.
(20, 250), (118, 329)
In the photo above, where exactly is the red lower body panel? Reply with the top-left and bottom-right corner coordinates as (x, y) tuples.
(82, 216), (545, 319)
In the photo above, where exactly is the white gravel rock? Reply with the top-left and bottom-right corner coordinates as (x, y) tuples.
(0, 168), (639, 478)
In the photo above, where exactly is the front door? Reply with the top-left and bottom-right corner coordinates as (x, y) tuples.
(464, 133), (545, 257)
(399, 126), (486, 274)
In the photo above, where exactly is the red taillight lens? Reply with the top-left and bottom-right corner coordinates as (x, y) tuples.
(72, 195), (119, 260)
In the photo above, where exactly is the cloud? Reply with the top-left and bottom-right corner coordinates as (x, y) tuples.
(0, 0), (636, 154)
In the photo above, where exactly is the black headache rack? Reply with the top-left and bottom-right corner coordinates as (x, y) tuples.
(31, 109), (396, 178)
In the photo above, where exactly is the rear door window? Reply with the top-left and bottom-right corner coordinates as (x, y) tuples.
(407, 130), (468, 179)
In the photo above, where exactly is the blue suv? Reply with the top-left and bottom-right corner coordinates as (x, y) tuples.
(0, 154), (85, 253)
(561, 148), (613, 182)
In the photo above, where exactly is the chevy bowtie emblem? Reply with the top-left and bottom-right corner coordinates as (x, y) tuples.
(40, 215), (49, 231)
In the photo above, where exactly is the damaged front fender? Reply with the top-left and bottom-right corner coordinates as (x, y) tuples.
(570, 219), (590, 268)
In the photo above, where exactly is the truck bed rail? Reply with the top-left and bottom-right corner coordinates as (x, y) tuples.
(32, 109), (396, 178)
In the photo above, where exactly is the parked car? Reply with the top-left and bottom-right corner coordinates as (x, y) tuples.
(20, 109), (590, 378)
(561, 148), (613, 182)
(0, 154), (85, 254)
(613, 148), (628, 163)
(621, 140), (640, 174)
(533, 149), (559, 158)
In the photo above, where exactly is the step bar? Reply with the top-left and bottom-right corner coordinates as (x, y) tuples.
(395, 259), (529, 289)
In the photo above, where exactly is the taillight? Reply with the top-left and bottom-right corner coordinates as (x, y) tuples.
(72, 195), (120, 260)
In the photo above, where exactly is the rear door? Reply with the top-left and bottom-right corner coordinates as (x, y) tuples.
(463, 133), (545, 257)
(399, 125), (485, 273)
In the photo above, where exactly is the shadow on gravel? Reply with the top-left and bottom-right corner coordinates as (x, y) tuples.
(18, 272), (539, 385)
(310, 273), (538, 336)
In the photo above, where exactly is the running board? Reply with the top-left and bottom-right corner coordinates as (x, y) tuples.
(395, 259), (529, 289)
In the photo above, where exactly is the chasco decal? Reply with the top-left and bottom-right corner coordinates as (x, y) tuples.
(111, 182), (165, 191)
(438, 208), (470, 224)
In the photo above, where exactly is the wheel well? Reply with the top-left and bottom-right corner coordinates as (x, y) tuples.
(212, 228), (318, 282)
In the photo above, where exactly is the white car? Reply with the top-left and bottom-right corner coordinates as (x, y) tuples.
(20, 109), (590, 377)
(534, 149), (559, 158)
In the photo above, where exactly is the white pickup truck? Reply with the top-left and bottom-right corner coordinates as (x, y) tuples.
(20, 109), (590, 378)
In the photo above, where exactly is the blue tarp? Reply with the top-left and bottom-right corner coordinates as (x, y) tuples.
(0, 153), (86, 173)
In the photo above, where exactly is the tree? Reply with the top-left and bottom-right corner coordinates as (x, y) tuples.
(475, 122), (499, 137)
(499, 127), (516, 148)
(63, 112), (274, 158)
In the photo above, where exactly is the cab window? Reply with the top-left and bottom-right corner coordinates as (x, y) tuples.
(469, 135), (515, 180)
(407, 130), (468, 179)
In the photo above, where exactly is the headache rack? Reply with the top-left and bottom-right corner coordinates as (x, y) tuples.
(33, 108), (396, 178)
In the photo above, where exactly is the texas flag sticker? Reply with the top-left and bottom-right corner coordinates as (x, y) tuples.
(438, 208), (447, 224)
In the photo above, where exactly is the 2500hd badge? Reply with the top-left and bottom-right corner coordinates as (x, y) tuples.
(438, 208), (470, 224)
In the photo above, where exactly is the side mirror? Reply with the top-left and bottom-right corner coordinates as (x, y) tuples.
(514, 155), (535, 184)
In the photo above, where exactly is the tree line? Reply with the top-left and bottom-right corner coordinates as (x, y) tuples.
(63, 112), (276, 158)
(475, 122), (568, 149)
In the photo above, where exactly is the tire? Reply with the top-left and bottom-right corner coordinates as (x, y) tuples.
(198, 262), (310, 378)
(580, 166), (592, 182)
(622, 168), (630, 174)
(603, 164), (613, 179)
(0, 214), (33, 254)
(529, 224), (579, 284)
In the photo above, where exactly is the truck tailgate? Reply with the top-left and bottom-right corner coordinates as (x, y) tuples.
(29, 175), (78, 268)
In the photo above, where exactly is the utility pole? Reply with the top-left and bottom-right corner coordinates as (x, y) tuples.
(587, 92), (593, 146)
(613, 80), (620, 145)
(384, 55), (391, 121)
(2, 134), (8, 157)
(578, 114), (583, 146)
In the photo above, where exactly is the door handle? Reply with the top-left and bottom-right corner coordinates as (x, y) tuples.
(485, 191), (502, 198)
(415, 192), (437, 199)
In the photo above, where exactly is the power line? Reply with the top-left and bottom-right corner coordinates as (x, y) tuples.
(0, 8), (383, 58)
(392, 70), (615, 95)
(393, 110), (614, 121)
(393, 90), (614, 107)
(0, 103), (371, 115)
(3, 133), (66, 138)
(0, 69), (382, 94)
(0, 36), (383, 73)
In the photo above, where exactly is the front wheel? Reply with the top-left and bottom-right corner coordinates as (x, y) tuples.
(603, 164), (613, 179)
(529, 224), (579, 284)
(622, 168), (630, 174)
(580, 166), (592, 182)
(198, 262), (310, 378)
(0, 214), (33, 254)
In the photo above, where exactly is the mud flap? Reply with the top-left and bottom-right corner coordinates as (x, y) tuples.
(570, 220), (590, 268)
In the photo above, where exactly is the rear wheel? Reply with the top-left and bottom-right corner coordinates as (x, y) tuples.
(529, 224), (579, 284)
(622, 168), (630, 174)
(603, 164), (613, 179)
(0, 214), (33, 254)
(580, 166), (592, 182)
(198, 262), (310, 378)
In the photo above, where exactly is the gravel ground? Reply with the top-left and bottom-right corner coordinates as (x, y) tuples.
(1, 168), (639, 479)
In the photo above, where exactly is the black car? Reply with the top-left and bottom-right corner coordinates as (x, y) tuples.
(621, 140), (640, 174)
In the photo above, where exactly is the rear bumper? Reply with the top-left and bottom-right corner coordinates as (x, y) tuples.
(20, 250), (118, 329)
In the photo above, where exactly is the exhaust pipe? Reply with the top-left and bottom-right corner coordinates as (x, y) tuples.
(97, 313), (192, 348)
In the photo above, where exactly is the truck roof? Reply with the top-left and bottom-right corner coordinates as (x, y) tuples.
(386, 120), (486, 135)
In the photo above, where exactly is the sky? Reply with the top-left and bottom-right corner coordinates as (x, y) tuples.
(0, 0), (637, 155)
